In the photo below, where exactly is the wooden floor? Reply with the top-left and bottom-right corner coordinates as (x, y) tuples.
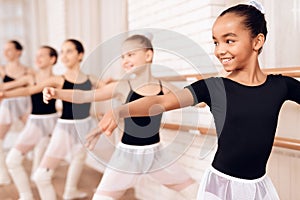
(0, 158), (137, 200)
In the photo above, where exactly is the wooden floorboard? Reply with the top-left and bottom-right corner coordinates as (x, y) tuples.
(0, 158), (137, 200)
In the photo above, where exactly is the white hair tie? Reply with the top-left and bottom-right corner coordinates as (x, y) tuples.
(246, 0), (265, 14)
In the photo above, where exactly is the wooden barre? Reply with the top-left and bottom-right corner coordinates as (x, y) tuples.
(162, 123), (300, 151)
(262, 66), (300, 77)
(273, 136), (300, 151)
(162, 123), (216, 135)
(158, 66), (300, 81)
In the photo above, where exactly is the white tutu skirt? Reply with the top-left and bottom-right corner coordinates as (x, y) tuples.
(197, 166), (280, 200)
(15, 113), (58, 146)
(0, 96), (31, 124)
(44, 117), (95, 161)
(96, 142), (192, 192)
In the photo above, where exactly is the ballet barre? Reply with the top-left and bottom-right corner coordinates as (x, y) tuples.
(158, 66), (300, 81)
(159, 66), (300, 151)
(161, 123), (300, 151)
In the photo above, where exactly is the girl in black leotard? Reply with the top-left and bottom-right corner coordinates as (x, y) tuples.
(0, 40), (32, 186)
(96, 2), (296, 200)
(0, 46), (58, 200)
(0, 39), (107, 200)
(43, 34), (198, 200)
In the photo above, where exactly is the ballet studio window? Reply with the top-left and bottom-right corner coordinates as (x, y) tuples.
(0, 0), (25, 64)
(225, 0), (300, 69)
(259, 0), (300, 68)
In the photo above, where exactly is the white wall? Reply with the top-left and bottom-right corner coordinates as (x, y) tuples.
(128, 0), (225, 70)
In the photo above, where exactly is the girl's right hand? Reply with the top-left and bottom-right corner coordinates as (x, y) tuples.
(43, 87), (55, 104)
(86, 109), (119, 150)
(98, 109), (118, 136)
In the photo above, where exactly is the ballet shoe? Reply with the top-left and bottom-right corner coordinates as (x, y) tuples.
(18, 192), (35, 200)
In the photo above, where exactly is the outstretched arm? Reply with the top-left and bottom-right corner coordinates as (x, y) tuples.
(98, 88), (194, 135)
(0, 76), (62, 99)
(119, 89), (194, 117)
(84, 88), (194, 150)
(89, 75), (114, 89)
(0, 74), (32, 91)
(43, 81), (118, 104)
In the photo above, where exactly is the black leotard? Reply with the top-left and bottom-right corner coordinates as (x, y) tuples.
(185, 74), (300, 179)
(60, 77), (92, 120)
(3, 75), (14, 82)
(122, 81), (164, 146)
(31, 92), (56, 115)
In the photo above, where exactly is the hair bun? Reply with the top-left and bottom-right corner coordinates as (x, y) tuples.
(246, 0), (265, 14)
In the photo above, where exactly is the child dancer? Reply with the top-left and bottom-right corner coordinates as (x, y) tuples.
(0, 46), (59, 200)
(89, 2), (294, 200)
(0, 40), (32, 185)
(0, 39), (103, 200)
(43, 34), (199, 200)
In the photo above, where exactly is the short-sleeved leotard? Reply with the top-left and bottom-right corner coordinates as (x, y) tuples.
(185, 74), (300, 179)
